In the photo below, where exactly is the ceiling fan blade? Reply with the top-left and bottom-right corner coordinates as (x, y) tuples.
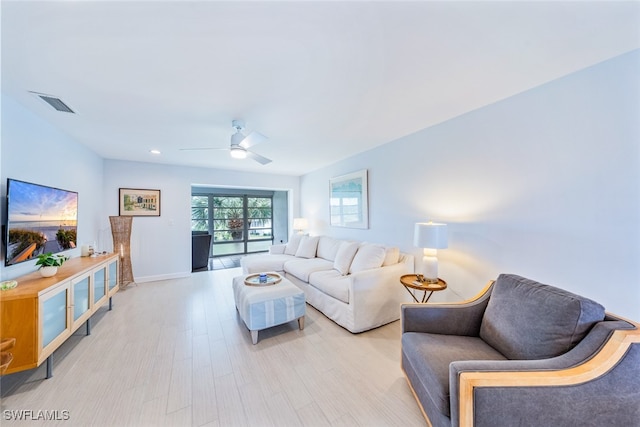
(246, 150), (272, 165)
(239, 131), (268, 149)
(179, 147), (227, 151)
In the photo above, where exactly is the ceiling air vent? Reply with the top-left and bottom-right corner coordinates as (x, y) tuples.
(29, 91), (75, 114)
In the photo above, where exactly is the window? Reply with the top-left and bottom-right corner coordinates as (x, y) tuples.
(246, 197), (273, 253)
(247, 197), (272, 240)
(191, 196), (209, 232)
(213, 196), (244, 243)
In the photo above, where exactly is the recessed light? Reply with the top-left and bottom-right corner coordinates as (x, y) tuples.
(150, 149), (161, 155)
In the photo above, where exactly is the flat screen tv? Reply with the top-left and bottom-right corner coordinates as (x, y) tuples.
(5, 178), (78, 266)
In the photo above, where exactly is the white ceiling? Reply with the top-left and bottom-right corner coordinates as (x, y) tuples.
(2, 1), (639, 176)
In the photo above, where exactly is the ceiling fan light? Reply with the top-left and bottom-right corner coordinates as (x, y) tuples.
(230, 146), (247, 159)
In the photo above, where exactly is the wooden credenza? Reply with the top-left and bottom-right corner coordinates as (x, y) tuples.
(0, 253), (119, 377)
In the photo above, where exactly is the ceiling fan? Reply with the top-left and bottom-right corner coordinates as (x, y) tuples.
(180, 120), (272, 165)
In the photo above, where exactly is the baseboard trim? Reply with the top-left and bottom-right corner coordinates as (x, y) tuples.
(134, 271), (191, 283)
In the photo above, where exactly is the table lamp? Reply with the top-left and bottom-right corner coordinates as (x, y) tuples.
(414, 222), (448, 284)
(293, 218), (309, 235)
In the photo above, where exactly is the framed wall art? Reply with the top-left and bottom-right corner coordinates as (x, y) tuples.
(119, 188), (161, 217)
(329, 169), (368, 229)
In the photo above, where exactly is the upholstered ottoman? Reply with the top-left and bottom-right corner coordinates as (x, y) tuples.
(232, 273), (306, 344)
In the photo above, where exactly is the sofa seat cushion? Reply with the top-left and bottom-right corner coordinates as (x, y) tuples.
(241, 254), (296, 274)
(480, 274), (606, 360)
(284, 258), (334, 282)
(402, 332), (507, 418)
(308, 270), (350, 303)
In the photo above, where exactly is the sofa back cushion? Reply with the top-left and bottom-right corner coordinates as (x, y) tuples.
(333, 241), (359, 275)
(349, 244), (386, 274)
(284, 234), (303, 256)
(479, 274), (605, 360)
(382, 246), (400, 266)
(295, 235), (319, 259)
(317, 236), (343, 261)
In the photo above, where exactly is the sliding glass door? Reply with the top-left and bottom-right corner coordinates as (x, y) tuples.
(191, 194), (273, 257)
(246, 197), (273, 253)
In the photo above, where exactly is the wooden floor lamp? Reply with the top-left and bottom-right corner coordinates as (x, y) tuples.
(109, 216), (134, 287)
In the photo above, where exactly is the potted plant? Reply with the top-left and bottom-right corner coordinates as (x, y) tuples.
(35, 252), (68, 277)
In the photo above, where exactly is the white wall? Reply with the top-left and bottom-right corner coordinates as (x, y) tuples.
(1, 95), (105, 279)
(300, 50), (640, 320)
(103, 160), (300, 282)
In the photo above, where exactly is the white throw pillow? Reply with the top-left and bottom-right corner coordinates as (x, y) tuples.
(284, 234), (303, 256)
(382, 247), (400, 266)
(349, 244), (386, 274)
(295, 236), (319, 259)
(333, 241), (359, 275)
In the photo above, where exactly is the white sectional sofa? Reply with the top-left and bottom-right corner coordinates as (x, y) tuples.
(241, 235), (414, 333)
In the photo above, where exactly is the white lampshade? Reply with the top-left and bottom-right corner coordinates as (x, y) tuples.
(293, 218), (309, 231)
(414, 222), (448, 249)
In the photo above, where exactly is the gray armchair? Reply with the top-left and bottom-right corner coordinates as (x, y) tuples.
(401, 274), (640, 427)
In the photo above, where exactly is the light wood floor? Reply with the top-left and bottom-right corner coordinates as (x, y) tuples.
(0, 267), (425, 426)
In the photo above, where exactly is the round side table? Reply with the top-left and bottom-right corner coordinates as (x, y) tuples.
(400, 274), (447, 303)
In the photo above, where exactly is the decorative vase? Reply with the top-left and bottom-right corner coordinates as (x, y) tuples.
(40, 266), (58, 277)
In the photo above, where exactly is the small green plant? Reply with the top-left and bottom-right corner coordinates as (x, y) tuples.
(35, 252), (68, 269)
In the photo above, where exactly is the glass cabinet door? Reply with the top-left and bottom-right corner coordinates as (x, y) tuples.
(72, 274), (91, 328)
(108, 259), (118, 293)
(73, 277), (90, 320)
(93, 267), (107, 305)
(40, 284), (71, 356)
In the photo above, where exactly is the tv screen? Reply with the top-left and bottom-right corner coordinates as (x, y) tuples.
(5, 179), (78, 266)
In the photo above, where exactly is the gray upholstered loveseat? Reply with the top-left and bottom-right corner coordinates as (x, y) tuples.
(401, 274), (640, 427)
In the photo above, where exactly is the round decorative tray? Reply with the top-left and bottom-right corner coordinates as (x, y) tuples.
(244, 273), (282, 286)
